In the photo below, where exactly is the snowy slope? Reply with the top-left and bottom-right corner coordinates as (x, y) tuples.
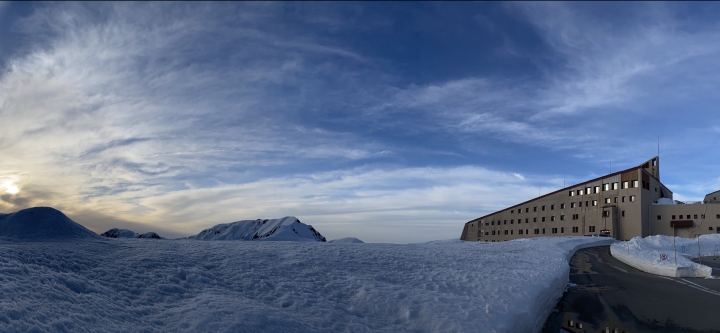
(328, 237), (364, 243)
(0, 207), (98, 240)
(611, 235), (717, 278)
(0, 236), (610, 332)
(101, 228), (163, 239)
(188, 216), (325, 242)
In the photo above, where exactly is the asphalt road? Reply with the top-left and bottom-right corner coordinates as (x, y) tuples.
(543, 246), (720, 333)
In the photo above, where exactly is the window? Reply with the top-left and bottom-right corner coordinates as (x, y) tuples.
(511, 219), (514, 224)
(561, 227), (565, 233)
(492, 221), (495, 225)
(702, 214), (706, 219)
(612, 182), (618, 190)
(594, 186), (600, 193)
(622, 211), (625, 217)
(602, 210), (609, 217)
(603, 183), (609, 191)
(622, 196), (625, 203)
(572, 214), (579, 220)
(586, 187), (592, 194)
(551, 205), (555, 210)
(510, 230), (513, 235)
(572, 227), (579, 233)
(592, 200), (597, 206)
(533, 217), (537, 222)
(534, 207), (537, 212)
(552, 228), (558, 234)
(504, 230), (508, 235)
(526, 208), (529, 213)
(589, 226), (596, 232)
(526, 218), (529, 223)
(569, 191), (574, 197)
(579, 201), (582, 207)
(560, 215), (565, 221)
(504, 220), (507, 225)
(519, 229), (523, 235)
(630, 195), (635, 202)
(571, 202), (576, 208)
(511, 210), (514, 214)
(657, 215), (661, 220)
(492, 231), (496, 235)
(622, 181), (628, 189)
(542, 217), (546, 222)
(560, 203), (565, 209)
(542, 206), (546, 211)
(694, 214), (698, 219)
(585, 201), (589, 207)
(534, 229), (539, 235)
(672, 215), (676, 219)
(614, 197), (618, 203)
(542, 228), (546, 234)
(551, 216), (555, 222)
(605, 198), (611, 204)
(687, 215), (691, 219)
(716, 214), (720, 219)
(577, 189), (582, 196)
(632, 180), (638, 188)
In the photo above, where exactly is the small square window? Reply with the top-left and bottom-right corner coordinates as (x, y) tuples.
(694, 214), (698, 219)
(657, 215), (661, 220)
(672, 215), (676, 219)
(630, 195), (635, 202)
(534, 207), (537, 212)
(560, 203), (565, 209)
(551, 205), (555, 210)
(632, 180), (638, 188)
(533, 217), (537, 222)
(560, 215), (565, 221)
(542, 217), (546, 222)
(542, 206), (546, 211)
(605, 198), (610, 204)
(592, 200), (597, 206)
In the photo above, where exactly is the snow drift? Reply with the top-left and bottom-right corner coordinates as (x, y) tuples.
(610, 235), (717, 278)
(101, 228), (163, 239)
(188, 216), (325, 242)
(0, 236), (611, 332)
(0, 207), (98, 240)
(328, 237), (364, 243)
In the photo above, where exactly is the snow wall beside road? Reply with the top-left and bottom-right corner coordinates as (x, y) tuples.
(610, 235), (715, 278)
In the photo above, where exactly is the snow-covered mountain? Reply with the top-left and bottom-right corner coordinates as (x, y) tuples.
(0, 207), (99, 240)
(328, 237), (364, 243)
(101, 228), (163, 239)
(188, 216), (326, 242)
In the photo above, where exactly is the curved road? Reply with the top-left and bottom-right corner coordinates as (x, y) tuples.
(543, 246), (720, 333)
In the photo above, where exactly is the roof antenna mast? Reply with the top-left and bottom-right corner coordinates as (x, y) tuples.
(658, 135), (660, 158)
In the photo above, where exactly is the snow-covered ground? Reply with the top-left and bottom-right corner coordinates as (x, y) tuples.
(328, 237), (364, 243)
(610, 235), (720, 278)
(101, 228), (163, 239)
(0, 207), (614, 332)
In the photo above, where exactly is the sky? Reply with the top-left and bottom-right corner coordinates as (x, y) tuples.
(1, 2), (720, 243)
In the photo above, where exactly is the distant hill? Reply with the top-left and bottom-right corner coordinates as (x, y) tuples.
(188, 216), (326, 242)
(328, 237), (364, 243)
(0, 207), (99, 240)
(100, 228), (163, 239)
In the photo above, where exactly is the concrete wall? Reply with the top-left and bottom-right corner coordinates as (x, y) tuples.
(650, 204), (720, 238)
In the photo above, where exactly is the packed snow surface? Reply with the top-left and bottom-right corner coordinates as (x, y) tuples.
(0, 236), (611, 332)
(188, 216), (325, 242)
(611, 235), (719, 278)
(0, 207), (98, 240)
(328, 237), (364, 243)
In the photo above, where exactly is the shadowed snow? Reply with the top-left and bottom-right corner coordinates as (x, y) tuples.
(0, 207), (99, 240)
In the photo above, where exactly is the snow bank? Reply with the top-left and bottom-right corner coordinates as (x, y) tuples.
(0, 207), (98, 240)
(0, 236), (611, 332)
(328, 237), (364, 243)
(188, 216), (325, 242)
(610, 235), (718, 278)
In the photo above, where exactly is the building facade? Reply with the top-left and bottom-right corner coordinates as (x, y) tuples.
(460, 157), (720, 242)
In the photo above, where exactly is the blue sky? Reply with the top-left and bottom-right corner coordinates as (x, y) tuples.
(1, 2), (719, 243)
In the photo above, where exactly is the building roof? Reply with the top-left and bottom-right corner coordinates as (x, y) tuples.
(465, 158), (668, 225)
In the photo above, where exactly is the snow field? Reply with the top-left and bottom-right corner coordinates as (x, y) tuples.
(0, 236), (611, 333)
(610, 235), (720, 278)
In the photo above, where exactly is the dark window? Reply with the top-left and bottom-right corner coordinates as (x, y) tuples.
(551, 216), (555, 221)
(716, 214), (720, 219)
(533, 217), (537, 222)
(526, 218), (529, 223)
(542, 228), (545, 234)
(504, 220), (507, 225)
(551, 205), (555, 210)
(492, 231), (495, 235)
(511, 210), (514, 214)
(657, 215), (661, 220)
(526, 208), (529, 213)
(687, 215), (691, 219)
(694, 214), (698, 219)
(510, 230), (513, 235)
(589, 226), (596, 232)
(534, 229), (539, 235)
(519, 229), (523, 235)
(504, 230), (508, 235)
(542, 217), (546, 222)
(533, 207), (537, 212)
(672, 215), (676, 219)
(622, 211), (625, 217)
(542, 206), (546, 211)
(585, 201), (588, 207)
(511, 219), (514, 224)
(560, 215), (565, 221)
(561, 227), (565, 233)
(579, 201), (582, 207)
(560, 203), (565, 209)
(572, 227), (579, 233)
